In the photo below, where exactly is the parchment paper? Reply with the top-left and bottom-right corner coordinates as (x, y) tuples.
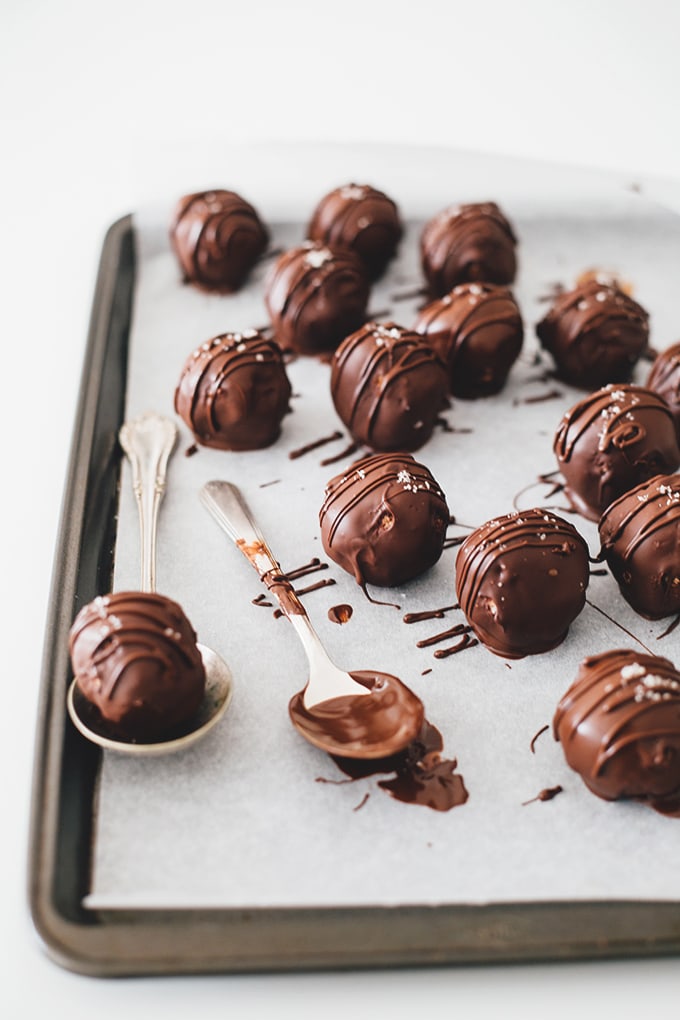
(86, 171), (680, 909)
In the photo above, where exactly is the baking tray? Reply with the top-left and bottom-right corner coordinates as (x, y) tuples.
(29, 195), (680, 976)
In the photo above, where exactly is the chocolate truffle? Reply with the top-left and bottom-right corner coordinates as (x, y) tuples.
(420, 202), (517, 296)
(69, 592), (206, 740)
(598, 474), (680, 619)
(174, 329), (291, 451)
(647, 341), (680, 441)
(537, 279), (649, 389)
(320, 453), (449, 588)
(264, 241), (370, 354)
(330, 322), (449, 452)
(553, 649), (680, 814)
(307, 183), (402, 280)
(553, 384), (680, 521)
(414, 282), (523, 398)
(170, 189), (268, 292)
(455, 508), (590, 658)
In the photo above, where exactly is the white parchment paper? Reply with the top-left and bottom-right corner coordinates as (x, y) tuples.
(86, 162), (680, 910)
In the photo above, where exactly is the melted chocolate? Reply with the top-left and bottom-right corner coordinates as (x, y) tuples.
(170, 189), (268, 292)
(522, 785), (563, 806)
(647, 341), (680, 442)
(174, 330), (291, 451)
(553, 384), (680, 521)
(330, 322), (449, 452)
(307, 183), (403, 280)
(554, 649), (680, 813)
(537, 279), (649, 389)
(403, 604), (459, 624)
(530, 723), (550, 754)
(328, 604), (353, 625)
(514, 389), (563, 406)
(416, 623), (471, 648)
(433, 634), (478, 658)
(320, 452), (450, 588)
(319, 439), (363, 467)
(414, 282), (523, 398)
(420, 202), (517, 295)
(455, 508), (590, 658)
(288, 430), (343, 460)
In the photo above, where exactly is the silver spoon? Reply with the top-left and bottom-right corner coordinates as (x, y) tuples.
(67, 412), (233, 754)
(200, 480), (424, 759)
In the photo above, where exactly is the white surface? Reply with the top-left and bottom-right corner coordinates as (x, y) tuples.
(4, 0), (680, 1016)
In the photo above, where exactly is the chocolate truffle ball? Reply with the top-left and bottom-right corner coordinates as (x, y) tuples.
(647, 341), (680, 442)
(455, 508), (590, 658)
(170, 189), (268, 292)
(330, 322), (449, 452)
(553, 649), (680, 813)
(413, 282), (523, 398)
(598, 474), (680, 619)
(536, 279), (649, 389)
(69, 592), (206, 740)
(553, 384), (680, 521)
(420, 202), (517, 296)
(319, 453), (449, 588)
(264, 241), (370, 355)
(174, 329), (291, 451)
(307, 183), (402, 280)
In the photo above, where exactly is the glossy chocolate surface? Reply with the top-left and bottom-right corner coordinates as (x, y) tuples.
(554, 649), (680, 813)
(647, 341), (680, 441)
(307, 182), (402, 280)
(330, 322), (448, 451)
(170, 189), (268, 292)
(320, 452), (449, 588)
(69, 591), (206, 740)
(420, 201), (517, 296)
(537, 279), (649, 389)
(599, 473), (680, 619)
(455, 508), (590, 658)
(264, 241), (370, 354)
(174, 329), (291, 450)
(553, 384), (680, 521)
(414, 282), (523, 398)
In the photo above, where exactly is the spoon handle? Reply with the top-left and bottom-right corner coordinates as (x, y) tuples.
(119, 411), (177, 593)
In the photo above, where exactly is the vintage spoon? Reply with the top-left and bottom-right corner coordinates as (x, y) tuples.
(67, 412), (233, 754)
(200, 480), (424, 759)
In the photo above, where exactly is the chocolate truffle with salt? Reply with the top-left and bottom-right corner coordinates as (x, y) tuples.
(598, 473), (680, 619)
(647, 341), (680, 442)
(455, 508), (589, 658)
(69, 592), (206, 740)
(553, 383), (680, 521)
(174, 329), (291, 450)
(420, 202), (517, 296)
(330, 322), (449, 452)
(320, 453), (449, 588)
(553, 649), (680, 814)
(414, 282), (523, 398)
(170, 189), (268, 292)
(307, 183), (402, 280)
(537, 279), (649, 389)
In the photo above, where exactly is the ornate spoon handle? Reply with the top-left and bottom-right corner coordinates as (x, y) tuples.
(118, 411), (177, 593)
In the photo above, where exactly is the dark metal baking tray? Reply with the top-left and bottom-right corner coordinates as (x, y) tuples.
(28, 214), (680, 976)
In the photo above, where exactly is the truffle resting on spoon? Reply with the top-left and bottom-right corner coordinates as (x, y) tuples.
(420, 201), (517, 296)
(307, 182), (402, 280)
(174, 329), (292, 450)
(320, 452), (450, 588)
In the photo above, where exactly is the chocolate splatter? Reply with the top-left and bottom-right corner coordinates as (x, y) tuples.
(328, 603), (353, 625)
(522, 785), (563, 806)
(252, 593), (273, 609)
(185, 443), (199, 457)
(421, 668), (432, 676)
(286, 557), (328, 581)
(320, 439), (363, 467)
(288, 430), (343, 460)
(530, 724), (550, 754)
(658, 614), (680, 640)
(353, 792), (370, 812)
(434, 634), (479, 658)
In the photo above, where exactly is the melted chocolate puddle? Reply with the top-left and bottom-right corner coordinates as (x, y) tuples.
(328, 603), (353, 625)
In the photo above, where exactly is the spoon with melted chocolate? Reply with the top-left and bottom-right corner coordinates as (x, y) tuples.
(67, 412), (233, 754)
(200, 480), (424, 758)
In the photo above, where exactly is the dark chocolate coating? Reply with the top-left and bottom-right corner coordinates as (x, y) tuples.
(174, 330), (291, 450)
(599, 473), (680, 619)
(455, 508), (590, 658)
(537, 279), (649, 389)
(330, 322), (449, 452)
(264, 241), (370, 354)
(69, 592), (206, 740)
(420, 202), (517, 296)
(319, 452), (449, 588)
(307, 183), (402, 280)
(553, 384), (680, 521)
(413, 282), (523, 398)
(553, 649), (680, 812)
(647, 341), (680, 442)
(170, 189), (268, 292)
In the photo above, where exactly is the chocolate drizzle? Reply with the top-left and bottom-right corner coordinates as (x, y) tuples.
(288, 430), (343, 460)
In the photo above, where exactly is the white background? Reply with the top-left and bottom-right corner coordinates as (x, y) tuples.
(2, 1), (680, 1016)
